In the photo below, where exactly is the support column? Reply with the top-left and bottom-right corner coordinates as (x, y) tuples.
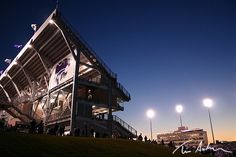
(32, 100), (40, 117)
(0, 84), (11, 102)
(70, 48), (80, 135)
(108, 79), (113, 138)
(49, 18), (79, 134)
(43, 90), (51, 130)
(46, 90), (60, 121)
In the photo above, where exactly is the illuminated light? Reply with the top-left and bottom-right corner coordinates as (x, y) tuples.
(146, 109), (155, 140)
(38, 104), (42, 109)
(49, 19), (54, 24)
(28, 44), (32, 48)
(64, 131), (70, 136)
(51, 93), (58, 98)
(12, 61), (18, 66)
(92, 105), (96, 109)
(50, 99), (55, 103)
(86, 61), (92, 65)
(82, 68), (92, 74)
(93, 58), (96, 62)
(1, 73), (6, 78)
(203, 98), (213, 108)
(146, 109), (155, 119)
(74, 49), (77, 56)
(203, 97), (215, 143)
(80, 65), (87, 71)
(176, 104), (183, 113)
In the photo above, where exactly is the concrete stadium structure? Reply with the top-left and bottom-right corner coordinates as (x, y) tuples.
(0, 9), (136, 138)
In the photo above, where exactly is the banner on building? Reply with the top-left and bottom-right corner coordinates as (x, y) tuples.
(49, 54), (75, 89)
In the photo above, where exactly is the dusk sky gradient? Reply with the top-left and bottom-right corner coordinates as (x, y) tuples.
(0, 0), (236, 142)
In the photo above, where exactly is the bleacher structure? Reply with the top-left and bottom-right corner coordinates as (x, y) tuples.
(0, 9), (137, 138)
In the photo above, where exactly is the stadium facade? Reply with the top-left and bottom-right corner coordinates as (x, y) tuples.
(0, 9), (136, 138)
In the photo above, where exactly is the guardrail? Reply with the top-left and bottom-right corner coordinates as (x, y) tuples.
(47, 112), (70, 123)
(81, 76), (101, 84)
(6, 106), (32, 122)
(113, 115), (137, 136)
(117, 83), (131, 100)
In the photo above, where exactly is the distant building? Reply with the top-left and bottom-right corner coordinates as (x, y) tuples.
(157, 126), (208, 147)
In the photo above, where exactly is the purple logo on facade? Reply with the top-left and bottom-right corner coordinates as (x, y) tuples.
(55, 58), (70, 84)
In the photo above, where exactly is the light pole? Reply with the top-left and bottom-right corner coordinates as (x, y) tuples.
(203, 98), (215, 144)
(175, 104), (183, 127)
(146, 109), (155, 140)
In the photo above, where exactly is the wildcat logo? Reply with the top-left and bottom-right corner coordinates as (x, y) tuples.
(55, 58), (70, 85)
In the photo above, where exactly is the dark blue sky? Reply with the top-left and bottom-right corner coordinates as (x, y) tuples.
(0, 0), (236, 141)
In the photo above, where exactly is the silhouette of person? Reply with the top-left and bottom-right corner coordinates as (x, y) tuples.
(30, 119), (36, 133)
(54, 123), (59, 135)
(37, 120), (44, 134)
(59, 124), (65, 136)
(90, 128), (94, 137)
(161, 139), (164, 145)
(144, 136), (148, 142)
(74, 128), (80, 136)
(138, 133), (143, 141)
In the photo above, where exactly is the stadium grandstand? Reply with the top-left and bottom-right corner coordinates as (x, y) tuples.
(0, 9), (136, 138)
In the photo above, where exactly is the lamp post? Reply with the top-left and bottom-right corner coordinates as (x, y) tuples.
(203, 98), (215, 144)
(175, 104), (183, 127)
(146, 109), (155, 140)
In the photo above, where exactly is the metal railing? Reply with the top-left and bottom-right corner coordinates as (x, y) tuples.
(79, 76), (101, 84)
(117, 83), (131, 100)
(112, 115), (137, 136)
(47, 111), (71, 123)
(6, 106), (32, 122)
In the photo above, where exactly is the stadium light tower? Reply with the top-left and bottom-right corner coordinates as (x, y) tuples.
(203, 98), (215, 144)
(175, 104), (183, 127)
(146, 109), (155, 140)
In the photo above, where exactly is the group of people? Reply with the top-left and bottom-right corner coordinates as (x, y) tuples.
(137, 133), (158, 144)
(211, 142), (236, 157)
(1, 118), (108, 139)
(74, 127), (99, 137)
(46, 123), (65, 136)
(29, 119), (44, 134)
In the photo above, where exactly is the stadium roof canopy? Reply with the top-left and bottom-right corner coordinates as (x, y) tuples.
(0, 9), (128, 106)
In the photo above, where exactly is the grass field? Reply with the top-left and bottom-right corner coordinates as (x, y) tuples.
(0, 132), (205, 157)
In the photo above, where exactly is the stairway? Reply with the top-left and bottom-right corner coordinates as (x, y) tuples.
(4, 105), (33, 123)
(112, 115), (137, 138)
